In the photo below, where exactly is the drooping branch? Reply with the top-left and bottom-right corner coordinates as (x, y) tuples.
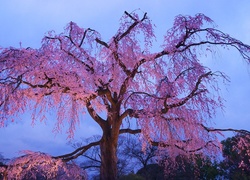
(125, 91), (165, 105)
(122, 70), (211, 116)
(45, 36), (95, 73)
(19, 74), (72, 96)
(175, 27), (250, 62)
(150, 124), (250, 153)
(54, 140), (101, 162)
(117, 11), (148, 41)
(179, 141), (217, 153)
(150, 140), (217, 154)
(173, 67), (196, 82)
(200, 124), (250, 135)
(78, 28), (95, 48)
(108, 11), (148, 77)
(163, 71), (212, 111)
(154, 50), (170, 60)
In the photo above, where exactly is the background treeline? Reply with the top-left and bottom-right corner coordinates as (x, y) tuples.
(1, 133), (250, 180)
(71, 133), (250, 180)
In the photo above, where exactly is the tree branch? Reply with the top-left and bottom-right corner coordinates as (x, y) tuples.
(117, 11), (147, 41)
(175, 27), (250, 61)
(79, 28), (95, 47)
(120, 108), (144, 120)
(45, 36), (95, 73)
(54, 140), (101, 162)
(150, 140), (217, 153)
(81, 154), (101, 164)
(86, 101), (106, 130)
(200, 124), (250, 135)
(164, 71), (211, 110)
(81, 165), (100, 170)
(119, 128), (141, 135)
(97, 87), (116, 107)
(95, 38), (109, 48)
(154, 50), (170, 59)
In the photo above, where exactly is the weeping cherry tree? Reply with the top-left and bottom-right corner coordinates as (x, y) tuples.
(1, 11), (250, 179)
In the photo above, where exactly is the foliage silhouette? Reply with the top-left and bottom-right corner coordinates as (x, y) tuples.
(220, 134), (250, 179)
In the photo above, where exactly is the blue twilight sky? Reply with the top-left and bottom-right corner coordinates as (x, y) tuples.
(0, 0), (250, 159)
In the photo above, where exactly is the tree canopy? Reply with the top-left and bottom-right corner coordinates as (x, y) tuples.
(220, 134), (250, 179)
(1, 11), (250, 179)
(0, 151), (86, 179)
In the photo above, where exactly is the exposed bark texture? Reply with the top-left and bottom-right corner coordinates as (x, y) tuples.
(100, 130), (119, 180)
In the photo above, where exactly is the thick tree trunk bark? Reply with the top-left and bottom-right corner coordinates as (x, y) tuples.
(99, 129), (118, 180)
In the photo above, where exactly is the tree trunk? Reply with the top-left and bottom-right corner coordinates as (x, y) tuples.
(99, 129), (119, 180)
